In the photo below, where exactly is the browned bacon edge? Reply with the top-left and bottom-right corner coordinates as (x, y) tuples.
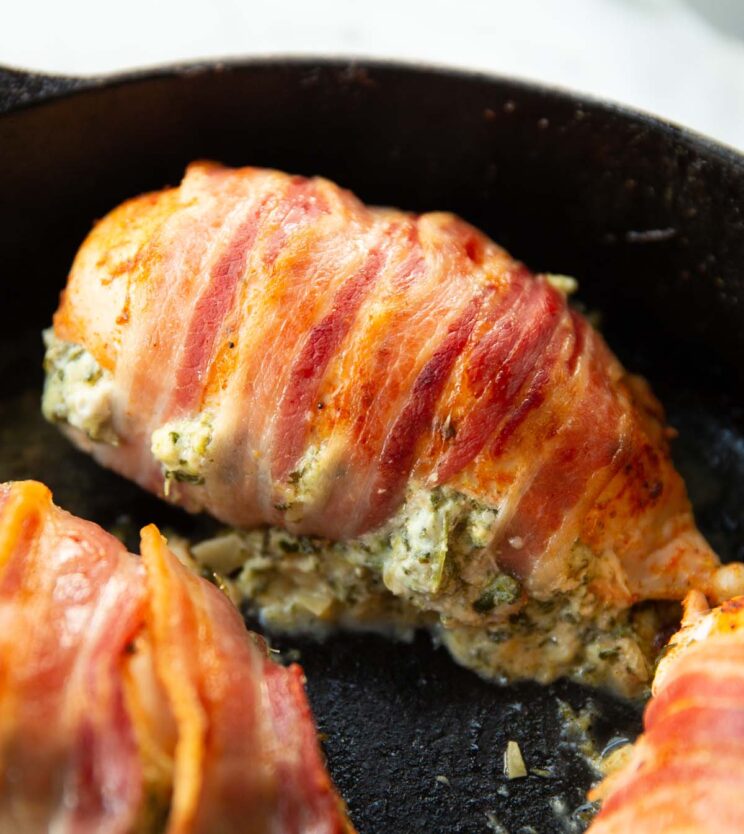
(588, 593), (744, 834)
(0, 480), (354, 834)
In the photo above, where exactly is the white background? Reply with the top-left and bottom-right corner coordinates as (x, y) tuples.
(2, 0), (744, 150)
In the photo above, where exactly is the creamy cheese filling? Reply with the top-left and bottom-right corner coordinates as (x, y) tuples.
(151, 414), (214, 491)
(42, 330), (118, 444)
(191, 484), (660, 696)
(273, 441), (347, 524)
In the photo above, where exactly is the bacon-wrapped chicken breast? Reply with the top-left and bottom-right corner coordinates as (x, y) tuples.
(0, 480), (352, 834)
(588, 591), (744, 833)
(43, 162), (742, 695)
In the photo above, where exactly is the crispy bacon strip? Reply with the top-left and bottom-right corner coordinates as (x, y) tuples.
(0, 482), (353, 834)
(50, 162), (731, 621)
(588, 591), (744, 833)
(0, 481), (145, 834)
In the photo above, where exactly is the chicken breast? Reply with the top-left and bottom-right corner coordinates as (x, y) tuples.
(588, 591), (744, 833)
(43, 162), (742, 694)
(0, 480), (353, 834)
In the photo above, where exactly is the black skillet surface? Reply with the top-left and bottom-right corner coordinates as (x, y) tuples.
(1, 58), (744, 833)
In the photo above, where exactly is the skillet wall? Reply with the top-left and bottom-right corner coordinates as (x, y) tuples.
(1, 59), (744, 363)
(1, 59), (744, 833)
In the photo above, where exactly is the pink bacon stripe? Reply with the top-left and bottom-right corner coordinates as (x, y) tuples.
(489, 309), (585, 458)
(0, 494), (146, 834)
(433, 279), (563, 485)
(495, 358), (626, 578)
(65, 568), (145, 834)
(272, 245), (386, 481)
(262, 661), (349, 834)
(646, 671), (744, 728)
(489, 314), (570, 458)
(319, 226), (431, 535)
(567, 310), (588, 374)
(645, 704), (744, 752)
(171, 177), (328, 412)
(262, 177), (328, 269)
(169, 177), (328, 418)
(170, 197), (272, 414)
(598, 760), (744, 822)
(360, 291), (488, 531)
(345, 230), (428, 460)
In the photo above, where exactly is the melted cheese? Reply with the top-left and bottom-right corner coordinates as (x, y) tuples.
(42, 330), (117, 444)
(192, 489), (657, 696)
(151, 414), (214, 488)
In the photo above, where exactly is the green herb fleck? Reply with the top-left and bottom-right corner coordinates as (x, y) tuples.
(170, 471), (205, 485)
(473, 574), (522, 613)
(473, 590), (496, 613)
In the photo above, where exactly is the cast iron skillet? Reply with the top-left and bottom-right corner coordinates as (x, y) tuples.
(1, 58), (744, 834)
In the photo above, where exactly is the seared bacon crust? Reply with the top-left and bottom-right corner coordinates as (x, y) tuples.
(589, 592), (744, 833)
(0, 481), (352, 834)
(0, 481), (145, 834)
(51, 162), (725, 607)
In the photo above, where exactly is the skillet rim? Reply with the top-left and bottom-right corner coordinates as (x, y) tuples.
(1, 53), (743, 170)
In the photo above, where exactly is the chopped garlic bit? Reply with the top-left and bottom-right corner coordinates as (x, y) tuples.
(485, 812), (509, 834)
(712, 562), (744, 604)
(435, 775), (451, 787)
(191, 532), (248, 575)
(545, 273), (579, 296)
(600, 742), (633, 776)
(503, 740), (527, 779)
